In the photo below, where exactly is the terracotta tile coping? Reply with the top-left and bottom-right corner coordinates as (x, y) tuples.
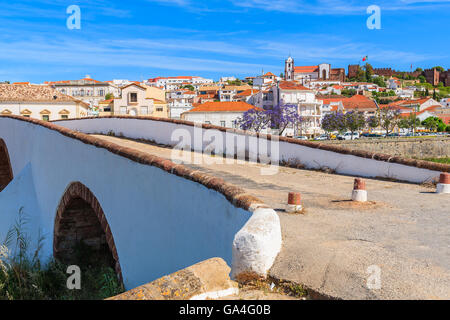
(52, 116), (450, 173)
(0, 115), (266, 211)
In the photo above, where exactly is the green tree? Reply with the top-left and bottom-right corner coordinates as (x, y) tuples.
(367, 115), (379, 130)
(371, 76), (386, 88)
(344, 110), (366, 139)
(377, 107), (401, 137)
(399, 113), (420, 134)
(227, 79), (242, 86)
(105, 93), (114, 100)
(433, 66), (445, 73)
(364, 63), (374, 79)
(342, 88), (357, 97)
(182, 85), (195, 91)
(422, 117), (440, 132)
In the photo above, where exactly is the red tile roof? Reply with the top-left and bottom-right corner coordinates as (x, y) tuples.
(440, 115), (450, 124)
(319, 95), (377, 110)
(279, 81), (310, 91)
(235, 89), (260, 97)
(294, 66), (318, 73)
(0, 84), (88, 107)
(186, 101), (263, 113)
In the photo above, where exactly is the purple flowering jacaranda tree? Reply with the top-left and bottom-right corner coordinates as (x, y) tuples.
(265, 103), (303, 136)
(236, 107), (270, 133)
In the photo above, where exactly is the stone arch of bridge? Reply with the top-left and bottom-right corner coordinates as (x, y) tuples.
(0, 138), (13, 192)
(54, 182), (123, 283)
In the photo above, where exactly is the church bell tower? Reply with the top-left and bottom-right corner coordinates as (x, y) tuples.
(285, 56), (294, 81)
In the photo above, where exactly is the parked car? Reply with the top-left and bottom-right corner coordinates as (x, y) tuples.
(294, 136), (309, 141)
(314, 134), (329, 141)
(337, 132), (360, 140)
(387, 133), (400, 137)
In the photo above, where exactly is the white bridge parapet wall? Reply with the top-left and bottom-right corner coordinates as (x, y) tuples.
(55, 117), (447, 184)
(0, 117), (281, 290)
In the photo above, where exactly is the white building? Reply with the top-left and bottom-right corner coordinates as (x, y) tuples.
(145, 76), (213, 90)
(181, 101), (262, 129)
(396, 89), (415, 99)
(220, 76), (237, 83)
(167, 89), (197, 119)
(0, 84), (89, 121)
(219, 85), (252, 102)
(274, 81), (324, 137)
(46, 75), (121, 107)
(111, 79), (136, 87)
(440, 98), (450, 107)
(252, 72), (280, 90)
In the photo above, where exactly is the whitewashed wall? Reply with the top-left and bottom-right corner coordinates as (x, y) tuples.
(56, 117), (443, 183)
(0, 117), (258, 290)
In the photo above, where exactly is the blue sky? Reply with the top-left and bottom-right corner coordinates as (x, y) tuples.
(0, 0), (449, 83)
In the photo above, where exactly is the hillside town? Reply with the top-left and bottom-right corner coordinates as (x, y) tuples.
(1, 58), (450, 140)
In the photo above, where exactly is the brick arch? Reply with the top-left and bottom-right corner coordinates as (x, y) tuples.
(0, 138), (13, 192)
(54, 182), (123, 283)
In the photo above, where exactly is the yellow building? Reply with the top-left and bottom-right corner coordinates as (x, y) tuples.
(98, 99), (114, 116)
(144, 86), (166, 102)
(152, 99), (169, 118)
(144, 86), (169, 118)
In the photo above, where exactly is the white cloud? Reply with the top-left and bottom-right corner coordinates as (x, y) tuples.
(228, 0), (450, 15)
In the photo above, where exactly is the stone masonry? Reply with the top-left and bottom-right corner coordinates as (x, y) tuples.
(320, 137), (450, 159)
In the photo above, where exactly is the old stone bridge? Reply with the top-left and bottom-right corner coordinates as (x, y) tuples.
(0, 115), (449, 299)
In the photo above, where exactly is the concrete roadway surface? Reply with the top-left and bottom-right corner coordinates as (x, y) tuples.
(93, 135), (450, 300)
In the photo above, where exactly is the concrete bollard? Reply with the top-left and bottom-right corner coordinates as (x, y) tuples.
(352, 178), (368, 202)
(286, 192), (302, 213)
(436, 173), (450, 194)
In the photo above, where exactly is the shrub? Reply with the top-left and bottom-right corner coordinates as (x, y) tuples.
(0, 208), (124, 300)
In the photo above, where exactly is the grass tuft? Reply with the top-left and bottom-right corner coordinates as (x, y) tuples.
(0, 208), (124, 300)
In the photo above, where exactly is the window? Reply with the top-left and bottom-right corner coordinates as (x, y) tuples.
(61, 115), (68, 119)
(140, 106), (148, 115)
(42, 115), (49, 121)
(99, 89), (105, 96)
(205, 121), (211, 124)
(156, 107), (163, 112)
(120, 107), (127, 115)
(220, 121), (226, 127)
(130, 92), (138, 103)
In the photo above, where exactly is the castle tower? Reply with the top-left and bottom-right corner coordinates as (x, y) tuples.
(285, 56), (294, 81)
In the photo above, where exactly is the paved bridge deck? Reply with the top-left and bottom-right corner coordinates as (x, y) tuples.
(92, 135), (450, 300)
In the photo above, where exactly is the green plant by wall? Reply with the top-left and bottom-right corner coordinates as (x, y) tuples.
(0, 208), (124, 300)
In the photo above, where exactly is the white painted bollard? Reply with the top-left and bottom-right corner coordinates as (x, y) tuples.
(436, 173), (450, 194)
(352, 178), (367, 202)
(286, 192), (302, 213)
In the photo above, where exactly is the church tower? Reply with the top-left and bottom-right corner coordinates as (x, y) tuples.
(285, 56), (294, 81)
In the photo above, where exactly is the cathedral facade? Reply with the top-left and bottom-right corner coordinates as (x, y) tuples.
(285, 57), (345, 83)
